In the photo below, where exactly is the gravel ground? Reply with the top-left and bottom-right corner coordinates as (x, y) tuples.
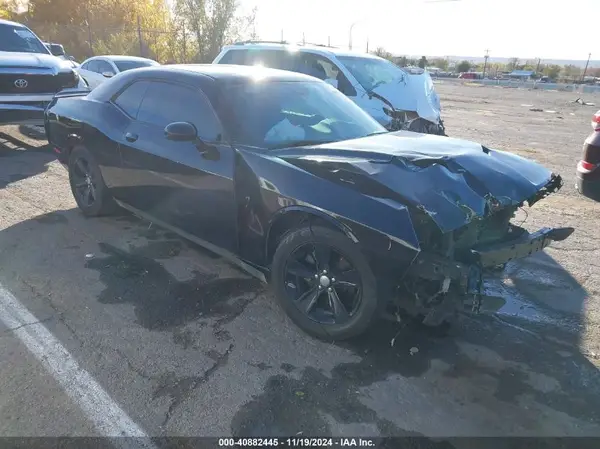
(0, 82), (599, 442)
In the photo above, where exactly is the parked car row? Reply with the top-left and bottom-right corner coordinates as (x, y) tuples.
(0, 18), (584, 340)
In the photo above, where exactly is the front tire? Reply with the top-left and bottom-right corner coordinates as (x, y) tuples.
(68, 145), (116, 217)
(271, 225), (381, 340)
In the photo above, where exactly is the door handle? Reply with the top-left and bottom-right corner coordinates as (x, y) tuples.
(125, 132), (138, 142)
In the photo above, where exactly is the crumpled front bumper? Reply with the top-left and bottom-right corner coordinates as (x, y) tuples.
(407, 226), (575, 310)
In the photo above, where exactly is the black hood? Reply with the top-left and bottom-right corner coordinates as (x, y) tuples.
(274, 131), (560, 233)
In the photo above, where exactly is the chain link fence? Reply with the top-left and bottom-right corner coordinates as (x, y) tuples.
(21, 19), (193, 64)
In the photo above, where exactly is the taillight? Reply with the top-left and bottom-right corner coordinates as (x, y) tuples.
(591, 111), (600, 131)
(578, 160), (597, 172)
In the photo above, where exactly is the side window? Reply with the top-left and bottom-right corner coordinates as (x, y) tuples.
(218, 49), (249, 65)
(80, 61), (90, 70)
(299, 53), (357, 96)
(96, 60), (115, 75)
(113, 81), (150, 118)
(137, 82), (222, 142)
(87, 60), (100, 73)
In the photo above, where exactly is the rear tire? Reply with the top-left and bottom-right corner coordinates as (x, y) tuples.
(68, 145), (117, 217)
(271, 225), (381, 340)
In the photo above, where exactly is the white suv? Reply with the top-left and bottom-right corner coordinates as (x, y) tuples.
(213, 41), (445, 135)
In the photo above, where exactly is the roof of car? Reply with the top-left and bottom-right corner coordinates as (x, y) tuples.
(0, 19), (28, 28)
(220, 41), (384, 60)
(94, 55), (158, 62)
(141, 64), (322, 82)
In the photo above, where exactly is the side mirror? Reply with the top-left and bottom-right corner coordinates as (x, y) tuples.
(165, 121), (197, 142)
(49, 44), (65, 57)
(102, 71), (115, 78)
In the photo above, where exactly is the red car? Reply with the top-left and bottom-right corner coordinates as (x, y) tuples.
(576, 111), (600, 200)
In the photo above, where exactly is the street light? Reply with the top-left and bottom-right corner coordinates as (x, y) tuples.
(349, 21), (359, 50)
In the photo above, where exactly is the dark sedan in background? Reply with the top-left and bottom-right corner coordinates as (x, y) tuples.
(44, 64), (573, 340)
(576, 110), (600, 200)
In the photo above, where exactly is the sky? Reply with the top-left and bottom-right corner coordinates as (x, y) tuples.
(240, 0), (597, 61)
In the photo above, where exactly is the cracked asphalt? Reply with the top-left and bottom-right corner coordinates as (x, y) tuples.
(1, 82), (600, 442)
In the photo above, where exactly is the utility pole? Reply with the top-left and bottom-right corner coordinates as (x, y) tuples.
(302, 32), (305, 45)
(582, 52), (592, 81)
(86, 8), (93, 55)
(535, 58), (541, 74)
(328, 36), (331, 47)
(280, 29), (284, 43)
(366, 38), (369, 53)
(482, 49), (489, 78)
(182, 26), (187, 63)
(137, 15), (143, 57)
(349, 21), (358, 50)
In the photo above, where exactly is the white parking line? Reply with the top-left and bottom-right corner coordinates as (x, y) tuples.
(0, 282), (157, 449)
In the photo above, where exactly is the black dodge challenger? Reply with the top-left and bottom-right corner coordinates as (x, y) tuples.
(44, 64), (573, 340)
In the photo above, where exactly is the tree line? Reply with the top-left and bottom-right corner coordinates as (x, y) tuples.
(372, 47), (595, 82)
(0, 0), (257, 63)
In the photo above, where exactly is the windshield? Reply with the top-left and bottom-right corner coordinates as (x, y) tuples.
(222, 80), (386, 149)
(336, 56), (407, 92)
(0, 24), (49, 54)
(114, 60), (157, 72)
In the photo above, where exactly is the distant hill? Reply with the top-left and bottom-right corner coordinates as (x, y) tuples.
(400, 55), (600, 68)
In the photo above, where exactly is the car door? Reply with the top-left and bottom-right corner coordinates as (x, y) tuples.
(78, 60), (97, 88)
(117, 80), (238, 253)
(81, 59), (105, 88)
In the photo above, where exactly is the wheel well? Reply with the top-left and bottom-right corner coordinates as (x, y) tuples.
(265, 211), (344, 265)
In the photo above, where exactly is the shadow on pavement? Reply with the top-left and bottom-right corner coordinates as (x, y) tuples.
(0, 130), (54, 188)
(0, 207), (598, 439)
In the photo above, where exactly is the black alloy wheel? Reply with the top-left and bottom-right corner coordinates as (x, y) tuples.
(71, 156), (97, 208)
(68, 145), (116, 217)
(284, 242), (362, 325)
(272, 225), (380, 340)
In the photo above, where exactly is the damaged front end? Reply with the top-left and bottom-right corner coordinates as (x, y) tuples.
(276, 132), (574, 327)
(382, 106), (446, 136)
(398, 174), (573, 326)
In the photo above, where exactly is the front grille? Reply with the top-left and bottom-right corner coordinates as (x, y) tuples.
(0, 72), (77, 94)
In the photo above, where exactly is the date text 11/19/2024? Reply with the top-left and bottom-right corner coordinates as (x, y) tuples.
(219, 438), (376, 447)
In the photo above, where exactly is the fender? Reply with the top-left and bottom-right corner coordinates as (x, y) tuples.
(265, 205), (359, 262)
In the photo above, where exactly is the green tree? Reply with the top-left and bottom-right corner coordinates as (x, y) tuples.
(561, 64), (581, 80)
(507, 57), (520, 71)
(418, 55), (427, 69)
(16, 0), (176, 61)
(373, 46), (393, 61)
(175, 0), (257, 63)
(396, 56), (408, 67)
(543, 64), (561, 80)
(429, 57), (448, 70)
(456, 60), (471, 72)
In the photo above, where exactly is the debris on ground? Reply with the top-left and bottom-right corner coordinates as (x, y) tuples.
(530, 108), (544, 112)
(410, 347), (419, 356)
(574, 98), (596, 106)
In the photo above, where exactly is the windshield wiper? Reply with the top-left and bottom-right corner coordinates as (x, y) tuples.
(368, 80), (387, 92)
(268, 139), (334, 150)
